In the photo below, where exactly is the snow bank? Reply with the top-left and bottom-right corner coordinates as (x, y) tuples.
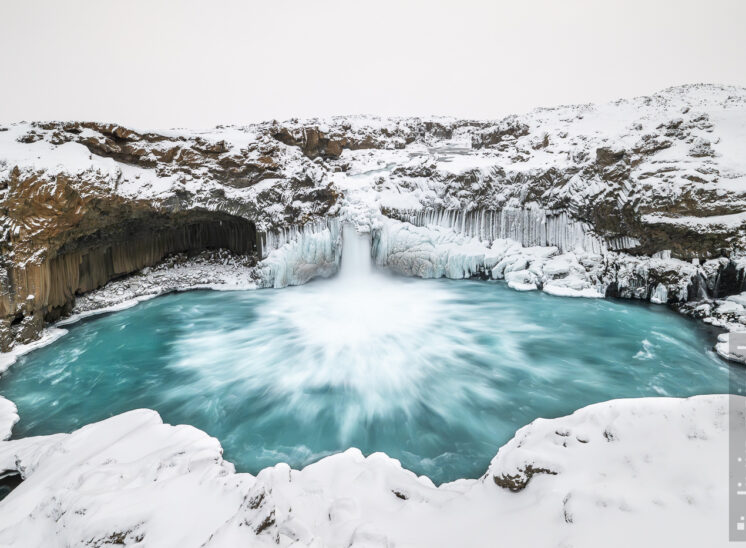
(0, 398), (18, 441)
(0, 395), (736, 547)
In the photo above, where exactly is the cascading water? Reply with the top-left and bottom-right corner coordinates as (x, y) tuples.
(0, 224), (742, 483)
(338, 224), (373, 280)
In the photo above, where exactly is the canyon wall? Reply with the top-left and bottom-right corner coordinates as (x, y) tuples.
(1, 84), (745, 350)
(0, 212), (256, 351)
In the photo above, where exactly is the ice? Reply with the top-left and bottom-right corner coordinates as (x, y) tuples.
(257, 220), (341, 288)
(650, 283), (669, 304)
(372, 217), (603, 298)
(404, 206), (607, 254)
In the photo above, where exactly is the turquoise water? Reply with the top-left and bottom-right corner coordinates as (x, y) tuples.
(1, 277), (743, 484)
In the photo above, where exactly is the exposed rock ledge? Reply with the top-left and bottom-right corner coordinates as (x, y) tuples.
(0, 394), (737, 547)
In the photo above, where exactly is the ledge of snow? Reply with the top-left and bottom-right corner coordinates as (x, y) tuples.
(0, 395), (738, 547)
(0, 398), (18, 441)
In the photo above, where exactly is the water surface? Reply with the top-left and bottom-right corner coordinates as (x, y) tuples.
(1, 272), (742, 484)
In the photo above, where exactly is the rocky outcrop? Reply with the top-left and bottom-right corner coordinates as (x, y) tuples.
(0, 135), (264, 350)
(268, 117), (459, 159)
(0, 120), (341, 350)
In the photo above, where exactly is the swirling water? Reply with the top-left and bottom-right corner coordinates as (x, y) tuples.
(1, 232), (744, 483)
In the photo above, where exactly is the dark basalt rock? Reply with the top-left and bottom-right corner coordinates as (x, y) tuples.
(713, 261), (746, 298)
(0, 204), (258, 352)
(595, 146), (626, 167)
(493, 464), (558, 492)
(0, 471), (22, 502)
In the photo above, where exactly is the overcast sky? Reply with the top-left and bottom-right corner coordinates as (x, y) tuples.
(1, 0), (744, 129)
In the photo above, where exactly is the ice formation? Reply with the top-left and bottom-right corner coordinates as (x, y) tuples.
(401, 206), (608, 254)
(257, 220), (341, 288)
(373, 217), (603, 296)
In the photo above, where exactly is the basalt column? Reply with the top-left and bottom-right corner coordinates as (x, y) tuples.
(0, 212), (257, 351)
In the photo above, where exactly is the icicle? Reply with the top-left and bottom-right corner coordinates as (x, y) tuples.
(257, 219), (342, 288)
(402, 206), (607, 253)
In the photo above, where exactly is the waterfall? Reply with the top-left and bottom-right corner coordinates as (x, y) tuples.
(339, 224), (373, 281)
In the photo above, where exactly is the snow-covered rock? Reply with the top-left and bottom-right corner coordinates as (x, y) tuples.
(0, 397), (17, 441)
(2, 84), (746, 350)
(0, 395), (737, 547)
(677, 289), (746, 363)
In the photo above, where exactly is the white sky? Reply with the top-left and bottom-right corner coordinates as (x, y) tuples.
(1, 0), (745, 129)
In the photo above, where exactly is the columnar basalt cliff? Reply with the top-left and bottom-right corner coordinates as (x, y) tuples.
(0, 208), (256, 350)
(1, 84), (746, 350)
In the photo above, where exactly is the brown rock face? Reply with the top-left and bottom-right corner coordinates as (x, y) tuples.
(29, 122), (286, 189)
(270, 121), (426, 160)
(0, 119), (349, 349)
(595, 146), (626, 167)
(271, 127), (355, 160)
(0, 164), (260, 351)
(0, 209), (256, 351)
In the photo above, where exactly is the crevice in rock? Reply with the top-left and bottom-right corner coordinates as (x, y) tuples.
(0, 471), (22, 502)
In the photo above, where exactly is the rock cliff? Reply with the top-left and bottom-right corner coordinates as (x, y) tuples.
(1, 84), (746, 349)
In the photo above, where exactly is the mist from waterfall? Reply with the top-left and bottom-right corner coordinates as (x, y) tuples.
(338, 224), (373, 281)
(253, 224), (455, 440)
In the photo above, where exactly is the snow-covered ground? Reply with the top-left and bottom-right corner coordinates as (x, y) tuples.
(678, 287), (746, 362)
(0, 395), (737, 547)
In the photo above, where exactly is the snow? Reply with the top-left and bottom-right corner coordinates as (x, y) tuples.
(643, 211), (746, 230)
(727, 292), (746, 307)
(715, 332), (746, 363)
(0, 327), (68, 375)
(0, 395), (735, 547)
(0, 397), (18, 441)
